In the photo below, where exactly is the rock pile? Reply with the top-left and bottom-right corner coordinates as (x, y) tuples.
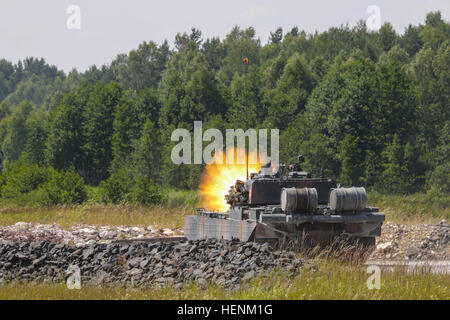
(0, 222), (182, 247)
(370, 220), (449, 260)
(0, 239), (305, 289)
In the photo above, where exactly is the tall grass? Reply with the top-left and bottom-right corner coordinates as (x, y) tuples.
(0, 189), (199, 228)
(368, 191), (449, 224)
(0, 204), (194, 229)
(166, 189), (199, 208)
(0, 261), (448, 300)
(0, 190), (447, 227)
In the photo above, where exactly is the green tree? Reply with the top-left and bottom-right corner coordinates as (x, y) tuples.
(40, 167), (87, 205)
(400, 25), (423, 56)
(131, 119), (162, 182)
(46, 82), (123, 184)
(0, 163), (51, 199)
(20, 108), (48, 165)
(130, 177), (166, 205)
(111, 88), (161, 173)
(262, 51), (287, 89)
(264, 54), (315, 129)
(99, 169), (133, 204)
(111, 41), (170, 91)
(1, 100), (34, 167)
(201, 37), (226, 71)
(269, 27), (283, 44)
(220, 26), (261, 81)
(381, 135), (417, 193)
(339, 134), (364, 186)
(0, 101), (10, 120)
(0, 59), (15, 101)
(81, 82), (123, 184)
(426, 122), (450, 195)
(410, 43), (449, 156)
(227, 68), (264, 129)
(159, 45), (226, 129)
(46, 85), (89, 175)
(378, 23), (397, 52)
(420, 11), (450, 50)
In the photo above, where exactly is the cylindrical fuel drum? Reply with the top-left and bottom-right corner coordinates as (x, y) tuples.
(280, 187), (318, 213)
(329, 187), (367, 212)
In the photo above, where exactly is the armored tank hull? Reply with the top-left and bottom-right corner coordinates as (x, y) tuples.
(184, 206), (384, 245)
(184, 159), (385, 246)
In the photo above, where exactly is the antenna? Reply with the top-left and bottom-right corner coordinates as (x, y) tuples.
(243, 56), (249, 180)
(246, 142), (249, 180)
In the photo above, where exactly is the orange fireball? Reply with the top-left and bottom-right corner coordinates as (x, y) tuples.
(198, 148), (261, 212)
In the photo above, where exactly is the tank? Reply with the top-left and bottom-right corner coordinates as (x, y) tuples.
(184, 155), (385, 246)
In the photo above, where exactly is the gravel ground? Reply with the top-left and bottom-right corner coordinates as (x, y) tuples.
(370, 220), (449, 261)
(0, 222), (183, 247)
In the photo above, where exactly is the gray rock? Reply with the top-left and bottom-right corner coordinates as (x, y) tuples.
(406, 246), (420, 258)
(243, 270), (255, 281)
(139, 259), (149, 269)
(128, 257), (143, 268)
(439, 219), (448, 227)
(82, 248), (94, 260)
(193, 269), (203, 276)
(32, 255), (47, 266)
(127, 268), (143, 276)
(197, 278), (207, 288)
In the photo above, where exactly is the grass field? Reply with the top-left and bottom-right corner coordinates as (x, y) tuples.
(0, 189), (199, 228)
(0, 204), (191, 229)
(368, 192), (449, 224)
(0, 191), (448, 300)
(0, 191), (447, 228)
(0, 260), (448, 300)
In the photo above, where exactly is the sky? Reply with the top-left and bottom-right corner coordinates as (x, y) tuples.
(0, 0), (449, 73)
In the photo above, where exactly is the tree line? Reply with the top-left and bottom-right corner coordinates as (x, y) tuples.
(0, 11), (448, 205)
